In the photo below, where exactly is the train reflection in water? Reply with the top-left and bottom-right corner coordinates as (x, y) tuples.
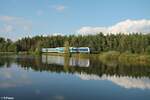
(42, 55), (90, 67)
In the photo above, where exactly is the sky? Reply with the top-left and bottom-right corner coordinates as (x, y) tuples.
(0, 0), (150, 40)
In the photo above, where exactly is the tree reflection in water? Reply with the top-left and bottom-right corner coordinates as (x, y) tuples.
(0, 55), (150, 78)
(1, 55), (150, 89)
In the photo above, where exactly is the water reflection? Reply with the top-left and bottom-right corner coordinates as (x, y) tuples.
(76, 73), (150, 89)
(42, 55), (90, 67)
(0, 55), (150, 90)
(0, 64), (31, 88)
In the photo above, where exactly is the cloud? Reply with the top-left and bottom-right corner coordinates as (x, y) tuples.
(0, 24), (14, 33)
(77, 19), (150, 35)
(0, 16), (15, 22)
(0, 16), (32, 40)
(52, 5), (67, 12)
(77, 27), (107, 35)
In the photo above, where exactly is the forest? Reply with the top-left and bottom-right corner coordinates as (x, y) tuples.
(0, 32), (150, 54)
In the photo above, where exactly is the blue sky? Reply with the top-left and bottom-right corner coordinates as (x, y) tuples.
(0, 0), (150, 40)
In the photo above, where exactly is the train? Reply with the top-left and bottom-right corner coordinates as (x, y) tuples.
(42, 47), (90, 53)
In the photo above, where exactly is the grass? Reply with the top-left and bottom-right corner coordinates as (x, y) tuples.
(99, 51), (150, 65)
(0, 52), (17, 56)
(99, 51), (120, 60)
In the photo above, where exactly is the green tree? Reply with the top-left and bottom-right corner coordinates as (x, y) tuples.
(64, 41), (70, 54)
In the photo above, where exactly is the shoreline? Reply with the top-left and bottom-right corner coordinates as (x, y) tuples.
(99, 51), (150, 65)
(1, 51), (150, 63)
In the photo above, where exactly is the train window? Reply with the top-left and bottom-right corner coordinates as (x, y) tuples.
(79, 48), (88, 51)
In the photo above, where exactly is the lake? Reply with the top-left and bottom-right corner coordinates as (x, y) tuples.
(0, 55), (150, 100)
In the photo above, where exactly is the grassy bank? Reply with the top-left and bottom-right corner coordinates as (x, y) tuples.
(0, 51), (41, 57)
(0, 52), (17, 56)
(1, 51), (150, 64)
(99, 51), (150, 65)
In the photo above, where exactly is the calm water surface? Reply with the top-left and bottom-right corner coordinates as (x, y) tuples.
(0, 55), (150, 100)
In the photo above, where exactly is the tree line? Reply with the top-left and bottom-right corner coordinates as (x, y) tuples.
(0, 32), (150, 54)
(0, 37), (16, 52)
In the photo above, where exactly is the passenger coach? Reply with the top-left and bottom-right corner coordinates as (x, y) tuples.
(42, 47), (90, 53)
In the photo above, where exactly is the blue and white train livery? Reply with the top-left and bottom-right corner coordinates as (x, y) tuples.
(42, 47), (90, 53)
